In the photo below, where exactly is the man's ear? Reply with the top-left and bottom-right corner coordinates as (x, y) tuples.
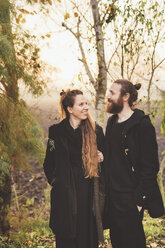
(123, 93), (130, 102)
(67, 106), (72, 114)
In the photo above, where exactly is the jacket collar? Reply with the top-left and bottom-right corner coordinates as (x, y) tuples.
(108, 109), (149, 135)
(56, 118), (70, 153)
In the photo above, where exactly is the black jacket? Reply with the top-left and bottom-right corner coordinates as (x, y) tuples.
(43, 118), (104, 239)
(105, 109), (164, 218)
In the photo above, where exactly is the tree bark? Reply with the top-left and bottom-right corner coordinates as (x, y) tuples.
(90, 0), (107, 124)
(0, 173), (11, 236)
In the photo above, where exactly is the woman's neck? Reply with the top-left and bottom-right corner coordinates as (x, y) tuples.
(69, 117), (81, 130)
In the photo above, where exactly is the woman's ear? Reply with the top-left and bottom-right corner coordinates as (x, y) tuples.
(67, 106), (72, 114)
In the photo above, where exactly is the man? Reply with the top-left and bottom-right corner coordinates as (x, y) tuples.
(104, 79), (164, 248)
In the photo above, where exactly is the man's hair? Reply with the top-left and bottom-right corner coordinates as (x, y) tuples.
(114, 79), (141, 107)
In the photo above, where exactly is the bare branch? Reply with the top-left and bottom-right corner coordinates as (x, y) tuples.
(76, 18), (96, 86)
(62, 18), (95, 86)
(154, 58), (165, 70)
(107, 39), (121, 71)
(129, 53), (140, 80)
(62, 22), (78, 38)
(71, 1), (93, 28)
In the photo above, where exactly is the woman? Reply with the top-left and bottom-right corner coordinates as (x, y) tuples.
(43, 89), (104, 248)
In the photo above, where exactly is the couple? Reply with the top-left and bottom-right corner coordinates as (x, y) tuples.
(43, 79), (164, 248)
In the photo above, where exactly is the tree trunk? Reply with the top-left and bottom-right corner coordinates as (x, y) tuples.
(0, 172), (11, 236)
(0, 0), (19, 235)
(0, 0), (19, 102)
(157, 156), (165, 207)
(147, 76), (153, 113)
(90, 0), (107, 125)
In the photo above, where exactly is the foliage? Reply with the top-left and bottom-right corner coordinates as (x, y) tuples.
(0, 0), (46, 99)
(0, 94), (45, 234)
(0, 95), (45, 171)
(143, 212), (165, 248)
(0, 193), (165, 247)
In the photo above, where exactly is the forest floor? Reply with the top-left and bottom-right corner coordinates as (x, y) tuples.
(1, 153), (164, 248)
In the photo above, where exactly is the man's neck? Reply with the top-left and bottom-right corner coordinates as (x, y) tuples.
(117, 106), (134, 123)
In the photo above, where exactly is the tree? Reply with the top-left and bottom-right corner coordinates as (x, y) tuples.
(0, 0), (45, 235)
(35, 0), (164, 124)
(144, 0), (165, 112)
(106, 0), (147, 80)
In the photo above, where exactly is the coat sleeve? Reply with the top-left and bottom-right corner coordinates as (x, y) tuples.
(134, 117), (160, 206)
(96, 124), (104, 154)
(43, 125), (57, 186)
(96, 124), (105, 193)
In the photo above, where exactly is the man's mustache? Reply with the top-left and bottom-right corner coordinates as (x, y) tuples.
(107, 99), (113, 103)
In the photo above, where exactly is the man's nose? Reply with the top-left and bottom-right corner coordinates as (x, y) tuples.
(107, 93), (111, 100)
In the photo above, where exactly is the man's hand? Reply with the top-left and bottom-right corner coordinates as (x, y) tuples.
(137, 205), (142, 212)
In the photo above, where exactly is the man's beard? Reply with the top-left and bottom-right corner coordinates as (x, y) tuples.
(106, 96), (124, 114)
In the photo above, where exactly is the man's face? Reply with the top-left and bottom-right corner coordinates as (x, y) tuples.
(106, 83), (124, 114)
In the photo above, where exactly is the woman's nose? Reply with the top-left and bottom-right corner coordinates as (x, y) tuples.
(84, 104), (88, 110)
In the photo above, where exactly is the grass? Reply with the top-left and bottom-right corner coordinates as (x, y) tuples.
(0, 188), (165, 248)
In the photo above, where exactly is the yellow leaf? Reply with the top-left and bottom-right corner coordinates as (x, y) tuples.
(27, 241), (33, 245)
(41, 36), (45, 39)
(16, 18), (19, 24)
(146, 235), (152, 241)
(114, 61), (117, 66)
(64, 13), (70, 20)
(74, 12), (78, 17)
(21, 18), (26, 23)
(18, 14), (22, 20)
(57, 0), (61, 2)
(19, 9), (30, 14)
(82, 56), (86, 62)
(48, 0), (52, 5)
(46, 34), (51, 38)
(108, 7), (112, 12)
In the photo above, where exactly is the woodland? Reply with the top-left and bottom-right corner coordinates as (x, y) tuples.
(0, 0), (165, 247)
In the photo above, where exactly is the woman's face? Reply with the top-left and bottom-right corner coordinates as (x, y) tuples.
(68, 94), (89, 121)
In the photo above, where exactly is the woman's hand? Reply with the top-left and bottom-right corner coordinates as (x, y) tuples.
(98, 150), (104, 163)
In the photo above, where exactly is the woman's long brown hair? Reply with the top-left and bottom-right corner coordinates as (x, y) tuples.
(60, 89), (98, 178)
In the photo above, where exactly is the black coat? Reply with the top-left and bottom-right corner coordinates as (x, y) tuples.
(43, 118), (104, 238)
(104, 109), (164, 218)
